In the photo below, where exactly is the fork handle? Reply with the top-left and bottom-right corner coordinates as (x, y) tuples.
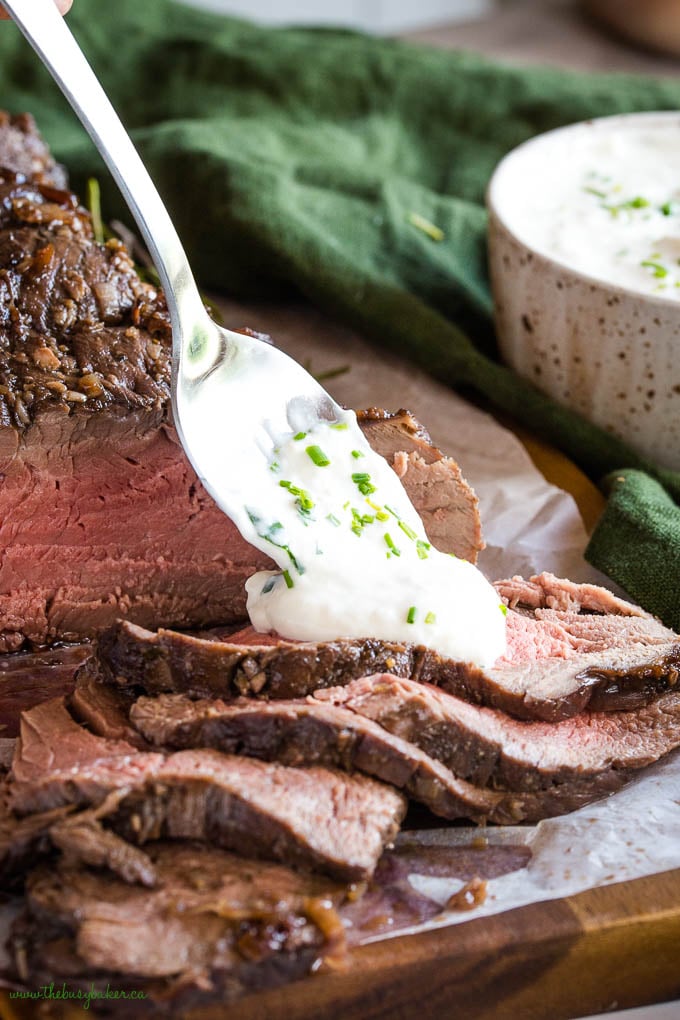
(3, 0), (209, 358)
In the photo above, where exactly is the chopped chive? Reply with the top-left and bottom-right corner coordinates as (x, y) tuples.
(279, 479), (314, 514)
(628, 196), (649, 209)
(262, 577), (277, 594)
(343, 501), (350, 510)
(306, 445), (330, 467)
(331, 422), (348, 430)
(582, 186), (607, 199)
(326, 513), (341, 527)
(351, 471), (376, 495)
(270, 461), (280, 472)
(641, 260), (668, 279)
(661, 201), (678, 216)
(384, 504), (399, 519)
(408, 211), (444, 242)
(366, 498), (389, 521)
(351, 450), (364, 459)
(416, 540), (430, 560)
(282, 570), (294, 589)
(384, 533), (400, 556)
(398, 520), (417, 541)
(406, 606), (417, 624)
(499, 603), (508, 617)
(424, 611), (436, 625)
(245, 508), (304, 574)
(293, 431), (307, 441)
(86, 177), (105, 244)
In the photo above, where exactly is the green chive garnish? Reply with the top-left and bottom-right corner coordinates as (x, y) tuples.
(366, 499), (389, 521)
(352, 472), (376, 495)
(408, 211), (444, 242)
(326, 513), (341, 527)
(499, 603), (508, 617)
(331, 422), (348, 430)
(661, 201), (677, 216)
(384, 533), (400, 556)
(406, 606), (417, 624)
(416, 540), (430, 560)
(351, 450), (364, 459)
(398, 520), (417, 541)
(279, 480), (314, 514)
(293, 431), (307, 441)
(424, 611), (436, 625)
(270, 461), (280, 472)
(282, 570), (294, 589)
(582, 186), (607, 199)
(306, 445), (330, 467)
(641, 260), (668, 279)
(86, 177), (105, 244)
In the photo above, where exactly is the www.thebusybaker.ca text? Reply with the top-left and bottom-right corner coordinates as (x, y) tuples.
(9, 981), (147, 1010)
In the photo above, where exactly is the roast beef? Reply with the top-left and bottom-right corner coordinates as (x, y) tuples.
(356, 407), (483, 560)
(0, 111), (66, 187)
(8, 841), (346, 1009)
(0, 643), (92, 737)
(98, 573), (680, 721)
(120, 688), (628, 822)
(7, 699), (405, 881)
(70, 673), (624, 823)
(0, 114), (482, 652)
(316, 675), (680, 791)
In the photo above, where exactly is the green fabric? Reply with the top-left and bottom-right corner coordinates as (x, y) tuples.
(1, 0), (679, 625)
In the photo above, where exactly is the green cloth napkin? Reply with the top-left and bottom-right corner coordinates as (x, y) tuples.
(1, 0), (679, 626)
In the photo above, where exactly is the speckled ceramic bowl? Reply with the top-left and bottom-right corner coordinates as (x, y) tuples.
(487, 114), (680, 471)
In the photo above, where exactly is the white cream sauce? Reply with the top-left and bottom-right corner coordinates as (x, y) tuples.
(243, 411), (506, 669)
(496, 116), (680, 298)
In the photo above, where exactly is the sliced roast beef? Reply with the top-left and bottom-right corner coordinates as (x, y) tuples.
(119, 688), (627, 823)
(8, 699), (405, 881)
(0, 115), (482, 652)
(0, 798), (75, 889)
(357, 407), (483, 561)
(8, 841), (346, 1008)
(98, 572), (680, 721)
(316, 675), (680, 791)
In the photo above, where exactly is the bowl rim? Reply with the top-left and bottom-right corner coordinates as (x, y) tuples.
(486, 110), (680, 310)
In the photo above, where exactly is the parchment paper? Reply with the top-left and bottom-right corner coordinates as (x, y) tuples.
(219, 296), (679, 934)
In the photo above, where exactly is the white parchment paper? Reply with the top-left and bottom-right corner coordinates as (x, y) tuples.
(217, 297), (679, 932)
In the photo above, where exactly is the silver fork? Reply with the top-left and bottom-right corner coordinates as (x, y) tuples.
(4, 0), (343, 544)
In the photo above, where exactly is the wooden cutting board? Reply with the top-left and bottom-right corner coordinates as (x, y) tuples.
(191, 867), (680, 1020)
(2, 866), (679, 1019)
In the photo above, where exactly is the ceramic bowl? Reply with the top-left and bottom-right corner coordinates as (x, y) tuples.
(487, 112), (680, 471)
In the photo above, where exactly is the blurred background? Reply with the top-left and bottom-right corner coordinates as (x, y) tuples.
(181, 0), (680, 67)
(179, 0), (680, 63)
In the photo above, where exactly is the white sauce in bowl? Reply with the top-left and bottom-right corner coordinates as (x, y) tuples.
(490, 113), (680, 298)
(244, 412), (506, 669)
